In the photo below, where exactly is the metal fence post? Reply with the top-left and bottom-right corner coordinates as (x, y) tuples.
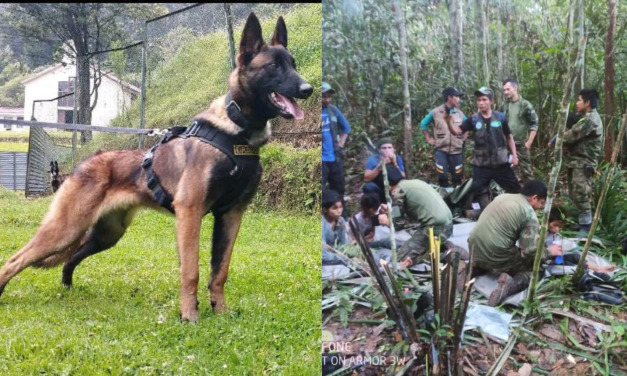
(224, 3), (236, 70)
(139, 23), (147, 149)
(72, 54), (78, 164)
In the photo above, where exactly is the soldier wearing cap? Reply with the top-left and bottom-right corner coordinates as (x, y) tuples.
(446, 87), (521, 209)
(420, 86), (468, 187)
(499, 78), (540, 184)
(363, 137), (406, 202)
(322, 82), (351, 215)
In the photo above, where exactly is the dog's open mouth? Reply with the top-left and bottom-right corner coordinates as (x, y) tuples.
(269, 92), (304, 120)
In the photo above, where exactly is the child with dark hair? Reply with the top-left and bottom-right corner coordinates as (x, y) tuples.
(351, 193), (391, 248)
(545, 206), (615, 276)
(322, 189), (348, 248)
(545, 207), (564, 247)
(322, 189), (349, 266)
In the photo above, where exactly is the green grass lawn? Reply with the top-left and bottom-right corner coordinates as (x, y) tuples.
(0, 189), (321, 375)
(0, 142), (28, 152)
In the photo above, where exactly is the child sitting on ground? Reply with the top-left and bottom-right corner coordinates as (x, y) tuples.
(545, 208), (615, 274)
(322, 189), (350, 266)
(351, 193), (391, 248)
(322, 189), (349, 248)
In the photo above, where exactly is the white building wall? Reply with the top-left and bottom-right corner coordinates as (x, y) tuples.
(90, 75), (134, 126)
(23, 64), (136, 129)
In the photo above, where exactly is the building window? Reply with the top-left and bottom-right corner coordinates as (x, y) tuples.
(58, 77), (76, 107)
(4, 117), (11, 130)
(16, 116), (23, 128)
(58, 110), (78, 124)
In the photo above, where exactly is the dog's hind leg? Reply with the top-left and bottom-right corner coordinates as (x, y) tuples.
(62, 208), (137, 288)
(207, 205), (246, 313)
(0, 212), (94, 299)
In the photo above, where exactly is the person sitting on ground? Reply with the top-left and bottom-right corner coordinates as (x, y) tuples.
(467, 180), (563, 306)
(351, 193), (391, 249)
(385, 173), (467, 270)
(544, 207), (565, 247)
(544, 208), (615, 275)
(322, 189), (349, 265)
(363, 138), (406, 203)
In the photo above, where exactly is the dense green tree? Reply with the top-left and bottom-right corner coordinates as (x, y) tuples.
(3, 3), (166, 141)
(323, 0), (627, 172)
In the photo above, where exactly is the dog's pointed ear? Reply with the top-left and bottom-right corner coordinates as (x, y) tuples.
(270, 16), (287, 48)
(238, 12), (265, 67)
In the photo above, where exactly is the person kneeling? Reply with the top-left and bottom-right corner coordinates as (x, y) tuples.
(468, 180), (563, 306)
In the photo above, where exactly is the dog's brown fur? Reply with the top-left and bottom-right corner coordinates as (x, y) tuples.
(0, 13), (312, 322)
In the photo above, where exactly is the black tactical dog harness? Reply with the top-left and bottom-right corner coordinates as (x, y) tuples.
(142, 114), (261, 216)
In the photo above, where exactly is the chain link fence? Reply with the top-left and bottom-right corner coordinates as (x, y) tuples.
(11, 3), (320, 196)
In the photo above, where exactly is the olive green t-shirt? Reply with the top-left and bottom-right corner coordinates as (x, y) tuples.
(468, 193), (546, 267)
(504, 100), (526, 143)
(395, 179), (452, 228)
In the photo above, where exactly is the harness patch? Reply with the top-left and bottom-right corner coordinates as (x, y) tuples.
(490, 121), (502, 128)
(233, 145), (260, 156)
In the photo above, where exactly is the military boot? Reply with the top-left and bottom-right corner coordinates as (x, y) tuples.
(488, 273), (528, 306)
(577, 213), (592, 236)
(578, 224), (592, 236)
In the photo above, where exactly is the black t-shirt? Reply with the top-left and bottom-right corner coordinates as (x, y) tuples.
(459, 112), (511, 136)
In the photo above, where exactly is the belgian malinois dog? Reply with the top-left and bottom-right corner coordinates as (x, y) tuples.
(0, 13), (312, 322)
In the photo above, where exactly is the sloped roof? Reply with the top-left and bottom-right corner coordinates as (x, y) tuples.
(21, 63), (140, 94)
(0, 107), (24, 115)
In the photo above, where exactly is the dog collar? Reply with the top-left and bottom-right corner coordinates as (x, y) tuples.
(225, 91), (267, 135)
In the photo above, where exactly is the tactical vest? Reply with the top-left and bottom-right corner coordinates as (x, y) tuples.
(431, 104), (464, 154)
(326, 104), (342, 160)
(142, 119), (261, 216)
(471, 112), (509, 168)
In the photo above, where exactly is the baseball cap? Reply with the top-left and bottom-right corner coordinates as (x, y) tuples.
(442, 86), (463, 97)
(322, 82), (336, 95)
(474, 86), (494, 99)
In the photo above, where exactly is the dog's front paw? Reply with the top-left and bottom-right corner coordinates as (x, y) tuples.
(210, 298), (227, 313)
(180, 309), (199, 323)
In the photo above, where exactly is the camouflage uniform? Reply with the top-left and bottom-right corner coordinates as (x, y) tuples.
(562, 109), (603, 225)
(499, 96), (539, 184)
(469, 193), (549, 284)
(391, 180), (453, 265)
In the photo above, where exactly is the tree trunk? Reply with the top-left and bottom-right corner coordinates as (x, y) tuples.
(573, 0), (585, 94)
(604, 0), (617, 162)
(448, 0), (463, 84)
(497, 0), (504, 83)
(76, 50), (93, 143)
(475, 0), (489, 86)
(393, 0), (412, 178)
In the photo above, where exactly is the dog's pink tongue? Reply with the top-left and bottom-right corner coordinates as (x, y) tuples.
(274, 93), (304, 120)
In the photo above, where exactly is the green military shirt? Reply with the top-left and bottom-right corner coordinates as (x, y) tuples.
(392, 179), (452, 230)
(499, 96), (539, 144)
(562, 109), (603, 169)
(469, 193), (549, 268)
